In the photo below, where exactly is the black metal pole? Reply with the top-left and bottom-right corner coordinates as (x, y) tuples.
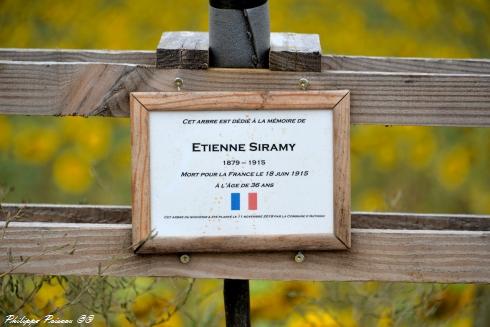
(209, 1), (270, 325)
(223, 279), (251, 327)
(209, 0), (270, 68)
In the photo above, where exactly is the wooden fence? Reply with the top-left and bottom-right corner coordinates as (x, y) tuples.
(0, 49), (489, 283)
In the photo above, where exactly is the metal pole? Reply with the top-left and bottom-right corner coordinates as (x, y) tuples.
(209, 1), (270, 325)
(223, 279), (251, 327)
(209, 0), (270, 68)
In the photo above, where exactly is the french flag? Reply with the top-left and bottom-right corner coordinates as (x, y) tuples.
(231, 192), (257, 211)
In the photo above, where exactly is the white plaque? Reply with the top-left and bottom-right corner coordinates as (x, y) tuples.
(131, 91), (350, 252)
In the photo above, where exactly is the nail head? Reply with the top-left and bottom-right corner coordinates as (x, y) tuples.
(174, 77), (184, 91)
(179, 254), (191, 264)
(299, 78), (310, 90)
(294, 251), (305, 263)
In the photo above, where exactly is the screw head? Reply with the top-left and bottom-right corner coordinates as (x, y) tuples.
(299, 78), (310, 90)
(174, 77), (184, 91)
(179, 254), (191, 264)
(294, 251), (305, 263)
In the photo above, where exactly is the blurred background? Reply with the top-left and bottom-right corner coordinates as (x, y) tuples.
(0, 0), (489, 326)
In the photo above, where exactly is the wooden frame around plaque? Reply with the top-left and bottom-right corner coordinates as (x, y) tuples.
(131, 91), (350, 253)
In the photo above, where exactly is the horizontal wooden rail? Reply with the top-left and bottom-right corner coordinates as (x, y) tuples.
(322, 55), (490, 75)
(1, 49), (490, 74)
(1, 221), (488, 282)
(1, 204), (489, 231)
(0, 60), (490, 126)
(1, 205), (489, 282)
(1, 50), (489, 282)
(0, 48), (156, 65)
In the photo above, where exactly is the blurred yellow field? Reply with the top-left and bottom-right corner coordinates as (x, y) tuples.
(0, 1), (489, 326)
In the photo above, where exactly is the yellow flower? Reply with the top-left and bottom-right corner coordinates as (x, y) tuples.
(374, 144), (396, 170)
(252, 281), (322, 320)
(377, 309), (393, 327)
(62, 117), (112, 161)
(152, 296), (183, 327)
(358, 189), (386, 211)
(132, 292), (155, 319)
(52, 151), (93, 193)
(33, 278), (67, 314)
(451, 317), (473, 327)
(131, 292), (183, 326)
(408, 134), (437, 170)
(437, 146), (471, 190)
(112, 313), (133, 327)
(458, 285), (476, 308)
(286, 308), (341, 327)
(14, 127), (60, 164)
(421, 285), (475, 321)
(336, 309), (357, 327)
(0, 116), (12, 151)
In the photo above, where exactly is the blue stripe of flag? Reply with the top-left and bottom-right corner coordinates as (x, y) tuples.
(231, 193), (240, 210)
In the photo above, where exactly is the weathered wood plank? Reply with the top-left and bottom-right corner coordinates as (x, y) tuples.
(0, 48), (155, 65)
(134, 90), (347, 110)
(130, 96), (150, 247)
(270, 33), (322, 72)
(0, 204), (131, 224)
(155, 32), (322, 71)
(2, 49), (489, 75)
(0, 61), (489, 126)
(323, 55), (490, 75)
(156, 32), (209, 69)
(332, 93), (351, 246)
(353, 212), (490, 231)
(1, 204), (489, 231)
(1, 222), (488, 282)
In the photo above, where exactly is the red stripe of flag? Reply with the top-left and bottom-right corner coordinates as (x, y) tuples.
(248, 192), (257, 210)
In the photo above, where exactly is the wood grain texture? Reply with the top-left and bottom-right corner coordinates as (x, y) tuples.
(333, 93), (351, 247)
(2, 49), (490, 75)
(1, 61), (489, 126)
(155, 31), (322, 71)
(0, 48), (155, 64)
(352, 212), (490, 231)
(131, 91), (350, 253)
(140, 234), (346, 253)
(322, 55), (490, 75)
(130, 96), (151, 247)
(135, 90), (348, 110)
(270, 33), (322, 72)
(2, 204), (489, 231)
(0, 203), (131, 224)
(156, 32), (209, 69)
(1, 222), (489, 282)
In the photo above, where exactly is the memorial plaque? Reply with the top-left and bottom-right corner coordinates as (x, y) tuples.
(131, 91), (350, 253)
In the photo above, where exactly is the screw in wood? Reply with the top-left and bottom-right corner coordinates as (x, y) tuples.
(299, 78), (310, 90)
(174, 77), (184, 91)
(294, 251), (305, 263)
(179, 254), (191, 264)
